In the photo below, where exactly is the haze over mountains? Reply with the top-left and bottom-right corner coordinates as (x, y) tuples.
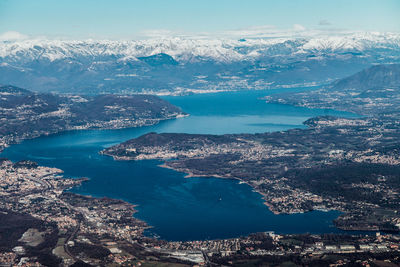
(329, 63), (400, 92)
(267, 64), (400, 115)
(1, 32), (400, 94)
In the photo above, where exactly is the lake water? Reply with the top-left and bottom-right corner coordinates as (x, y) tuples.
(1, 88), (358, 241)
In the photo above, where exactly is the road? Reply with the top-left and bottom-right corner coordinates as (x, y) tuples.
(64, 220), (81, 261)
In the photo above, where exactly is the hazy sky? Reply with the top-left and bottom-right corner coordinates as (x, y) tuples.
(0, 0), (399, 39)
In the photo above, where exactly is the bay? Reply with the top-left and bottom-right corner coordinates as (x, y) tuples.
(1, 87), (357, 241)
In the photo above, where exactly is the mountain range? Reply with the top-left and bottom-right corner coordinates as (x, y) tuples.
(266, 63), (400, 115)
(1, 32), (400, 94)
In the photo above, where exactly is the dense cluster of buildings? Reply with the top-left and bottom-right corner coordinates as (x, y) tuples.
(0, 159), (148, 266)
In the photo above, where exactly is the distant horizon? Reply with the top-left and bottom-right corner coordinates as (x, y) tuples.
(1, 29), (400, 42)
(1, 0), (399, 40)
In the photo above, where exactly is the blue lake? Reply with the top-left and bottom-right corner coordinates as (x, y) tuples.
(1, 88), (358, 241)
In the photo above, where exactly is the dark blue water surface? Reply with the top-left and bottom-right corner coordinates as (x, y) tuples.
(2, 88), (358, 241)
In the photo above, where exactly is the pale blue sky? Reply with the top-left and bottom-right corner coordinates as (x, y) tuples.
(0, 0), (399, 39)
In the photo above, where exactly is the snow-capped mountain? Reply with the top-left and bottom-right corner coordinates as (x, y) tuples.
(0, 32), (399, 94)
(1, 32), (399, 62)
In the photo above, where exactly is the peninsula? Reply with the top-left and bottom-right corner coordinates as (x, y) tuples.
(1, 158), (400, 266)
(1, 65), (400, 266)
(103, 65), (400, 233)
(0, 85), (185, 152)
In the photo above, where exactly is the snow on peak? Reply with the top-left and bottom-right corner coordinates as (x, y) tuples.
(0, 32), (399, 63)
(301, 32), (400, 51)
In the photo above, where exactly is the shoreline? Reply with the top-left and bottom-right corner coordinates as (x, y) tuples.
(157, 163), (327, 216)
(0, 113), (184, 154)
(155, 162), (385, 234)
(156, 162), (385, 234)
(62, 174), (152, 238)
(3, 107), (389, 242)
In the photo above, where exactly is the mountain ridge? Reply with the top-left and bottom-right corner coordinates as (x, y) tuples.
(330, 63), (400, 91)
(2, 32), (400, 63)
(266, 64), (400, 115)
(1, 32), (399, 94)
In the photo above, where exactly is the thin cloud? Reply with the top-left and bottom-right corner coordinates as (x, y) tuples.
(222, 25), (278, 38)
(319, 20), (332, 26)
(149, 24), (354, 40)
(141, 29), (177, 39)
(1, 27), (365, 41)
(126, 25), (354, 40)
(0, 31), (28, 41)
(293, 24), (306, 31)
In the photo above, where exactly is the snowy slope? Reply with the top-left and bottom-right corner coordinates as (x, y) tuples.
(1, 32), (399, 63)
(0, 32), (399, 94)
